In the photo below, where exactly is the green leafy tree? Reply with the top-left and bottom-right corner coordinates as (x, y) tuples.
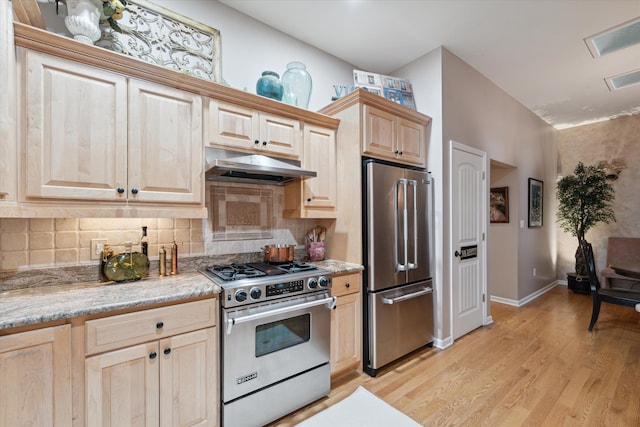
(556, 162), (616, 276)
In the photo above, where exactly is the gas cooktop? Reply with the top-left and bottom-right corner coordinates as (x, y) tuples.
(205, 261), (317, 282)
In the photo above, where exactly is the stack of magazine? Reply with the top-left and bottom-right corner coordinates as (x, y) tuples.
(353, 70), (416, 110)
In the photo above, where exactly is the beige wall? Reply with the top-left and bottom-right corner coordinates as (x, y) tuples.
(396, 47), (556, 344)
(555, 114), (640, 278)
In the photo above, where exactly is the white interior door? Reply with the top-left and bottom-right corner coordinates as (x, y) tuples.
(450, 141), (486, 339)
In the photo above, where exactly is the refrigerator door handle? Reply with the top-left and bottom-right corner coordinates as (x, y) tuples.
(382, 286), (433, 304)
(395, 179), (408, 272)
(407, 179), (418, 270)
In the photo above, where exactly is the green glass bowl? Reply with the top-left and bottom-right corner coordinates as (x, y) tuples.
(104, 252), (149, 282)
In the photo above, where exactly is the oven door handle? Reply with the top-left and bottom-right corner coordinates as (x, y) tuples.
(382, 287), (432, 305)
(224, 296), (337, 335)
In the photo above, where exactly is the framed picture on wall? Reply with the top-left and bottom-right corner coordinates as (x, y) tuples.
(528, 178), (544, 227)
(490, 187), (509, 223)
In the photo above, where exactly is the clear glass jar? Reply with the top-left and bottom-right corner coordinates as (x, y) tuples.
(281, 62), (312, 109)
(103, 242), (149, 282)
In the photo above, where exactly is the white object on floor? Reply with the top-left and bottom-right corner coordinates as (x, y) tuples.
(296, 386), (421, 427)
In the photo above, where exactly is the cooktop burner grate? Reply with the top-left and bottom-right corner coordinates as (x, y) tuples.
(205, 261), (317, 281)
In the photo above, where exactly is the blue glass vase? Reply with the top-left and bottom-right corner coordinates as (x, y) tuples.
(256, 71), (283, 101)
(282, 61), (312, 109)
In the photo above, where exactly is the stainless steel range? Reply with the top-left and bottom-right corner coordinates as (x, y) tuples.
(201, 261), (334, 427)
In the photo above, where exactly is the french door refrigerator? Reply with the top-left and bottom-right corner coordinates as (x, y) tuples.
(363, 159), (434, 377)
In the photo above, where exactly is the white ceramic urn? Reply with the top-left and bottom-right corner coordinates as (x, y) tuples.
(64, 0), (105, 45)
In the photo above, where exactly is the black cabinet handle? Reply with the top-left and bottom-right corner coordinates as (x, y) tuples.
(163, 348), (171, 355)
(156, 321), (164, 329)
(117, 187), (125, 194)
(345, 283), (350, 288)
(262, 141), (267, 146)
(306, 198), (312, 202)
(131, 188), (139, 194)
(254, 139), (260, 144)
(149, 351), (157, 359)
(398, 151), (403, 155)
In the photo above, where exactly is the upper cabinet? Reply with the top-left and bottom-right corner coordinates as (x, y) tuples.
(321, 88), (431, 168)
(21, 50), (203, 206)
(0, 1), (16, 210)
(283, 124), (337, 218)
(205, 99), (301, 160)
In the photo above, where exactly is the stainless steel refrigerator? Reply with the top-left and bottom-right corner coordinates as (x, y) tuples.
(363, 159), (434, 377)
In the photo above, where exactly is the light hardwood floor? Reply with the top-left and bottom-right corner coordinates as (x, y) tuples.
(269, 286), (640, 426)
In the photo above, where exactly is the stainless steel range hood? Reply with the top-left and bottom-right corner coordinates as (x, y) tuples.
(205, 147), (316, 185)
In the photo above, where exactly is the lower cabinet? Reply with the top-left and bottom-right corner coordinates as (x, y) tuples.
(330, 272), (362, 377)
(83, 298), (218, 427)
(86, 328), (216, 427)
(0, 325), (72, 427)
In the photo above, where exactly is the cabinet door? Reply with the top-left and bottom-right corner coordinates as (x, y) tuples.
(128, 79), (203, 204)
(259, 112), (301, 159)
(0, 2), (15, 203)
(86, 341), (160, 427)
(0, 325), (72, 427)
(362, 105), (396, 161)
(206, 100), (260, 151)
(206, 100), (301, 159)
(397, 117), (427, 167)
(302, 125), (336, 209)
(330, 292), (362, 376)
(160, 328), (217, 427)
(22, 50), (128, 201)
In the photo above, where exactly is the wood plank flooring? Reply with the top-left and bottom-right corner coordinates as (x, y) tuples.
(269, 286), (640, 426)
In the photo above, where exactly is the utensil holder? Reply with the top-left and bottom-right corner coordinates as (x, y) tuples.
(306, 241), (325, 261)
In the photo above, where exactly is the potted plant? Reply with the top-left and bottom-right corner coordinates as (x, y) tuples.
(556, 162), (616, 293)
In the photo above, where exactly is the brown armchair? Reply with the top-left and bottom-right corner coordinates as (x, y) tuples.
(581, 240), (640, 331)
(600, 237), (640, 290)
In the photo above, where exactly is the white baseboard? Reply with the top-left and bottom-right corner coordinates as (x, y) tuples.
(433, 336), (453, 349)
(490, 280), (563, 307)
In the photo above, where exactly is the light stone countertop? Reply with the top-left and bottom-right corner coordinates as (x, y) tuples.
(0, 259), (363, 331)
(0, 272), (220, 330)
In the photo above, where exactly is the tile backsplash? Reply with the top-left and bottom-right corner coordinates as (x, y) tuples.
(0, 183), (324, 272)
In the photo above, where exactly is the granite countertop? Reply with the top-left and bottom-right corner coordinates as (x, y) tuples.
(0, 258), (363, 331)
(0, 273), (220, 330)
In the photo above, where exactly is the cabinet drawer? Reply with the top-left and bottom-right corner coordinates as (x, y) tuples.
(331, 273), (361, 298)
(86, 299), (216, 355)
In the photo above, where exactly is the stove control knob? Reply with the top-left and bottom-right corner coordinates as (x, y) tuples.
(250, 287), (262, 300)
(235, 289), (248, 303)
(308, 278), (318, 289)
(318, 276), (330, 288)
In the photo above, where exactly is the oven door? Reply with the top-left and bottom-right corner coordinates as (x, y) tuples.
(221, 291), (335, 402)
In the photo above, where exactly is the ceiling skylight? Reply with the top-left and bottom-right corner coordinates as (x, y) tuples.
(585, 17), (640, 58)
(605, 69), (640, 91)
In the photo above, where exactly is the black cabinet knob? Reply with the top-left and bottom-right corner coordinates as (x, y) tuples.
(156, 321), (164, 329)
(131, 188), (139, 194)
(345, 283), (350, 288)
(398, 151), (403, 155)
(163, 348), (171, 355)
(262, 141), (267, 146)
(117, 187), (125, 194)
(306, 198), (312, 202)
(149, 351), (157, 359)
(254, 139), (260, 144)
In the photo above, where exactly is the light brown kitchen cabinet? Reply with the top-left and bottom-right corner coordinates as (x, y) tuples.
(330, 272), (362, 377)
(206, 99), (301, 160)
(128, 78), (203, 204)
(21, 50), (203, 205)
(283, 124), (337, 218)
(0, 325), (72, 427)
(363, 104), (427, 167)
(84, 299), (218, 427)
(0, 0), (16, 210)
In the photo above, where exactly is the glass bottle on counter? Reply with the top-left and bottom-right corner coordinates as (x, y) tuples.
(141, 226), (148, 256)
(103, 241), (150, 282)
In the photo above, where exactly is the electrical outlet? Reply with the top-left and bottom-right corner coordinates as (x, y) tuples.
(533, 267), (537, 277)
(90, 239), (108, 260)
